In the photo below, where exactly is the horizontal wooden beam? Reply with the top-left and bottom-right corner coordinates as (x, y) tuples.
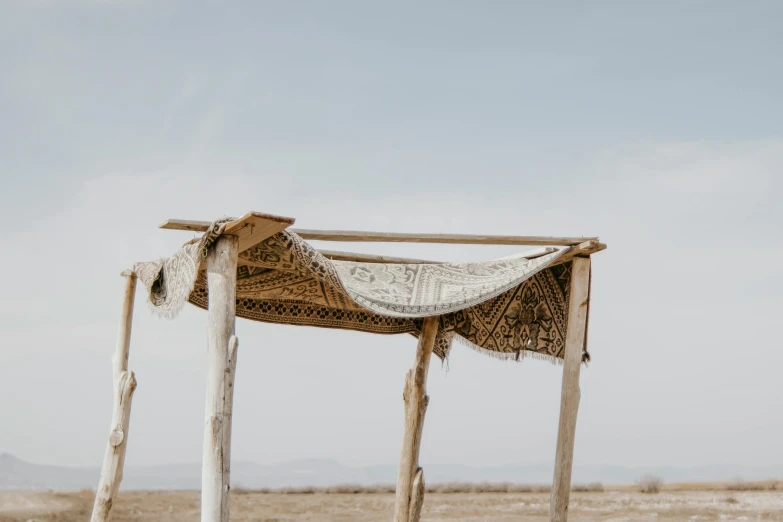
(292, 229), (594, 246)
(318, 249), (439, 264)
(160, 218), (597, 247)
(300, 246), (559, 265)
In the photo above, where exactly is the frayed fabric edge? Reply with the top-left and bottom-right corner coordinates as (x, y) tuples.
(133, 258), (200, 321)
(449, 334), (565, 366)
(132, 217), (234, 321)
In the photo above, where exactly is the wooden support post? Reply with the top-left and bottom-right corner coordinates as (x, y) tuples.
(393, 315), (439, 522)
(91, 272), (138, 522)
(549, 256), (591, 522)
(202, 235), (239, 522)
(112, 272), (136, 383)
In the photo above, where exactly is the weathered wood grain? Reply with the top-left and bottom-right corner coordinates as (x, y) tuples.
(90, 371), (137, 522)
(202, 235), (239, 522)
(222, 212), (295, 253)
(90, 272), (138, 522)
(160, 218), (596, 247)
(549, 256), (591, 522)
(393, 316), (439, 522)
(111, 274), (136, 384)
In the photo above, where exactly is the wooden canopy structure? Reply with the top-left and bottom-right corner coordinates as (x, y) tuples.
(90, 211), (606, 522)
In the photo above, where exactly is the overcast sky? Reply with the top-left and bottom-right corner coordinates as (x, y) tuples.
(0, 1), (781, 473)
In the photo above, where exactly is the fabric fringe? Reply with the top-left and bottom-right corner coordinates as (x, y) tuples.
(141, 282), (193, 321)
(450, 334), (565, 366)
(134, 258), (199, 322)
(143, 292), (190, 320)
(134, 217), (234, 321)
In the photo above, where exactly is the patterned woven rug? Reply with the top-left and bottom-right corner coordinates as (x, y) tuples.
(133, 219), (589, 362)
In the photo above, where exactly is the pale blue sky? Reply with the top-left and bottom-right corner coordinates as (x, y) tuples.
(0, 1), (781, 474)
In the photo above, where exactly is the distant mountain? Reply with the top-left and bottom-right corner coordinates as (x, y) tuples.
(1, 452), (781, 491)
(0, 452), (96, 491)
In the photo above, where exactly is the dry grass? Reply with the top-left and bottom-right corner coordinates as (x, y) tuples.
(426, 482), (551, 494)
(3, 488), (783, 522)
(638, 474), (664, 494)
(571, 482), (605, 492)
(229, 482), (604, 495)
(726, 479), (779, 491)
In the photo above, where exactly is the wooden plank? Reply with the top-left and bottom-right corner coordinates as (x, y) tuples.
(158, 218), (213, 232)
(159, 213), (294, 253)
(549, 256), (591, 522)
(160, 213), (292, 231)
(393, 316), (439, 522)
(202, 235), (239, 522)
(222, 212), (295, 253)
(293, 229), (595, 246)
(160, 218), (596, 247)
(318, 249), (440, 264)
(315, 247), (558, 265)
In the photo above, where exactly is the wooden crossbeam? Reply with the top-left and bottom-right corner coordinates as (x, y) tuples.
(160, 218), (597, 247)
(288, 229), (595, 246)
(317, 250), (440, 264)
(314, 246), (559, 264)
(171, 212), (295, 253)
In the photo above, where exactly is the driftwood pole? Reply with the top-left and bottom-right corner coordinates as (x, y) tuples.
(91, 272), (138, 522)
(202, 235), (239, 522)
(393, 315), (439, 522)
(549, 256), (591, 522)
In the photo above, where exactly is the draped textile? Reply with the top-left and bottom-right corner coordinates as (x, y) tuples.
(133, 219), (586, 362)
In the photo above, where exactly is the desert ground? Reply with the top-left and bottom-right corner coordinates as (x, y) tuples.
(2, 487), (783, 522)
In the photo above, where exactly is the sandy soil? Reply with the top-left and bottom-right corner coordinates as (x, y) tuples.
(1, 489), (782, 521)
